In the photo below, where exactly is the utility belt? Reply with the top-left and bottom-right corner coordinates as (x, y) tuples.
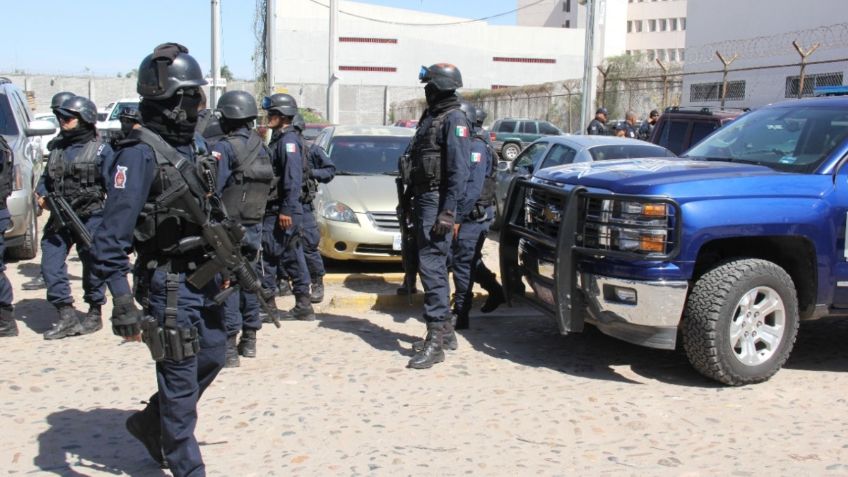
(140, 269), (200, 362)
(411, 182), (440, 196)
(467, 203), (490, 222)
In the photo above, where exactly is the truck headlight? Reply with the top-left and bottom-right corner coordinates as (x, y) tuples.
(583, 198), (675, 256)
(322, 201), (359, 224)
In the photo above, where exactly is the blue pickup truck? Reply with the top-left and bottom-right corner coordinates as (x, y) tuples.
(500, 97), (848, 385)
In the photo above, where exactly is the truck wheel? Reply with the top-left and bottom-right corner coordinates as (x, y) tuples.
(501, 143), (521, 161)
(7, 208), (38, 261)
(682, 258), (799, 386)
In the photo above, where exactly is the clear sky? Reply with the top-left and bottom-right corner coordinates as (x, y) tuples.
(0, 0), (517, 80)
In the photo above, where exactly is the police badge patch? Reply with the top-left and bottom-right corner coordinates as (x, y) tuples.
(455, 125), (469, 137)
(114, 165), (127, 189)
(211, 151), (222, 161)
(285, 143), (297, 153)
(471, 152), (482, 163)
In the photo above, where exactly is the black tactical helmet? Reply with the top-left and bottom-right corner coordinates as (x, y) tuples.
(50, 92), (75, 111)
(419, 63), (463, 91)
(292, 113), (305, 131)
(474, 107), (487, 127)
(137, 43), (207, 100)
(118, 106), (141, 123)
(216, 90), (258, 120)
(458, 101), (476, 125)
(261, 93), (298, 117)
(56, 96), (98, 125)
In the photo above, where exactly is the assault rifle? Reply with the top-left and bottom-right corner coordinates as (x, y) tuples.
(45, 193), (93, 248)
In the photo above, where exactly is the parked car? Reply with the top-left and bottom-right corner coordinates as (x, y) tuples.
(311, 125), (414, 261)
(0, 78), (55, 259)
(96, 97), (139, 144)
(489, 118), (563, 161)
(500, 96), (848, 385)
(393, 119), (418, 128)
(33, 113), (59, 156)
(650, 106), (743, 155)
(302, 123), (331, 146)
(492, 136), (675, 228)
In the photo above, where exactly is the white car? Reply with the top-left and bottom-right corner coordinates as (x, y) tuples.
(33, 113), (59, 157)
(96, 97), (139, 143)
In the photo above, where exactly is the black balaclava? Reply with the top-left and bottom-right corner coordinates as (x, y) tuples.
(120, 119), (137, 137)
(220, 117), (251, 135)
(49, 114), (96, 151)
(140, 90), (202, 146)
(425, 83), (460, 116)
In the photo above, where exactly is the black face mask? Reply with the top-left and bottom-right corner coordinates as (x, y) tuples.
(140, 90), (202, 146)
(120, 120), (135, 137)
(425, 83), (441, 107)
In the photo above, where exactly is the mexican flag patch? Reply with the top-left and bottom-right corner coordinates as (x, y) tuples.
(471, 152), (482, 163)
(455, 125), (469, 137)
(285, 142), (297, 153)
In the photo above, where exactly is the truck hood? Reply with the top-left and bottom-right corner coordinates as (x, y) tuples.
(318, 174), (398, 214)
(535, 158), (830, 199)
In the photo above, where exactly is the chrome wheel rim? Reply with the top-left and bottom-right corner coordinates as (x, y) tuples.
(729, 286), (786, 366)
(504, 147), (519, 160)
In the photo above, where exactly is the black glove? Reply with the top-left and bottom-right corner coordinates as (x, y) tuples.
(111, 294), (142, 338)
(431, 210), (455, 236)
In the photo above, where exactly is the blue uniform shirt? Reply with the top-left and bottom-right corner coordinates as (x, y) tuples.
(457, 135), (493, 223)
(36, 140), (115, 198)
(268, 127), (303, 217)
(305, 142), (335, 184)
(433, 108), (471, 215)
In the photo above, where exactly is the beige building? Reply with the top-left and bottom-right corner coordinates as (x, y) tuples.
(518, 0), (688, 63)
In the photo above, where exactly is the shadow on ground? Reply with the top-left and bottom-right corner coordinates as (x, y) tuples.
(35, 407), (167, 477)
(324, 258), (403, 275)
(318, 312), (420, 357)
(784, 317), (848, 373)
(15, 298), (59, 333)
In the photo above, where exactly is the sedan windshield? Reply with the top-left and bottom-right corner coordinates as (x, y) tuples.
(588, 144), (676, 161)
(328, 135), (412, 175)
(684, 105), (848, 172)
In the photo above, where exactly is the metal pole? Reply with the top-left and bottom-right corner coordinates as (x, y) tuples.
(266, 0), (276, 96)
(579, 0), (598, 134)
(716, 51), (738, 110)
(793, 40), (820, 99)
(210, 0), (222, 108)
(656, 59), (668, 109)
(327, 0), (339, 123)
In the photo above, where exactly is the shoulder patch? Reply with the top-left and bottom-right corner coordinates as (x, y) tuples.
(471, 151), (482, 163)
(285, 142), (297, 154)
(97, 143), (106, 155)
(113, 165), (128, 189)
(455, 125), (469, 138)
(211, 151), (222, 161)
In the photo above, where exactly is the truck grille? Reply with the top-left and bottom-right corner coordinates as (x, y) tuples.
(355, 244), (401, 255)
(525, 187), (566, 241)
(368, 211), (400, 232)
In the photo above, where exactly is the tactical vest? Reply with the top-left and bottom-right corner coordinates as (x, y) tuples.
(128, 127), (211, 258)
(47, 139), (105, 216)
(220, 131), (276, 225)
(474, 134), (497, 209)
(409, 109), (455, 193)
(0, 136), (13, 207)
(300, 140), (319, 205)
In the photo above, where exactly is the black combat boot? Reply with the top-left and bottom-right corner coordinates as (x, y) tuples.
(21, 276), (46, 290)
(413, 315), (458, 352)
(238, 329), (257, 358)
(43, 305), (83, 340)
(309, 276), (325, 304)
(396, 273), (418, 295)
(126, 408), (168, 468)
(224, 334), (240, 368)
(277, 278), (292, 297)
(281, 295), (316, 321)
(0, 307), (18, 337)
(454, 311), (469, 330)
(408, 321), (446, 369)
(79, 304), (103, 334)
(480, 284), (505, 314)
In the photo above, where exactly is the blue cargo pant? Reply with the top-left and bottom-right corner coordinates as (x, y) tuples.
(41, 213), (106, 308)
(451, 209), (494, 318)
(301, 203), (325, 279)
(223, 223), (263, 336)
(414, 191), (451, 323)
(260, 213), (310, 297)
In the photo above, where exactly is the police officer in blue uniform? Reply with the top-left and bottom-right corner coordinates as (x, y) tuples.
(587, 107), (609, 135)
(406, 63), (471, 369)
(213, 90), (276, 367)
(260, 94), (314, 320)
(0, 135), (16, 337)
(93, 43), (227, 475)
(36, 95), (113, 340)
(293, 114), (335, 303)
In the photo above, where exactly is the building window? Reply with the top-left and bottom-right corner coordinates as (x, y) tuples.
(626, 50), (632, 56)
(669, 49), (677, 62)
(679, 49), (685, 61)
(670, 18), (678, 31)
(648, 19), (657, 32)
(564, 20), (571, 28)
(657, 49), (666, 61)
(646, 50), (656, 61)
(690, 81), (746, 102)
(634, 20), (643, 32)
(785, 72), (844, 97)
(659, 18), (667, 31)
(627, 20), (632, 33)
(563, 0), (571, 12)
(338, 37), (398, 44)
(493, 57), (557, 64)
(681, 18), (686, 30)
(338, 65), (397, 72)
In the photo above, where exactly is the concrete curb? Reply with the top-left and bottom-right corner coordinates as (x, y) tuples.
(321, 292), (485, 312)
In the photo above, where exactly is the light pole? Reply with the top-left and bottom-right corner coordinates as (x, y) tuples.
(267, 0), (276, 96)
(327, 0), (339, 123)
(578, 0), (600, 135)
(210, 0), (222, 108)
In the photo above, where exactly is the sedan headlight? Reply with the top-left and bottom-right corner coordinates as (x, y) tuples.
(582, 198), (675, 256)
(322, 201), (359, 224)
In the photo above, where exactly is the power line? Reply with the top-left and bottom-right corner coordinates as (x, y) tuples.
(306, 0), (548, 27)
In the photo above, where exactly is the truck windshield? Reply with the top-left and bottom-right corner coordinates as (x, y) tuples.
(683, 105), (848, 173)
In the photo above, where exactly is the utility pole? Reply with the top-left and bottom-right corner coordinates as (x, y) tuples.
(578, 0), (600, 134)
(266, 0), (276, 96)
(210, 0), (222, 108)
(327, 0), (339, 123)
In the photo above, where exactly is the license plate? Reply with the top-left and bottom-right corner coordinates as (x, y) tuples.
(392, 233), (402, 251)
(532, 280), (555, 306)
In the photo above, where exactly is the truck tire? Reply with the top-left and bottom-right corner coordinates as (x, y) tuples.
(7, 207), (38, 261)
(501, 143), (521, 161)
(491, 200), (503, 230)
(682, 258), (799, 386)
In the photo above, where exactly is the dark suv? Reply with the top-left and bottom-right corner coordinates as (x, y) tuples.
(650, 107), (744, 155)
(489, 118), (563, 160)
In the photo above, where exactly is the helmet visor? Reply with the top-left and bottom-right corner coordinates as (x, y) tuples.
(418, 65), (430, 83)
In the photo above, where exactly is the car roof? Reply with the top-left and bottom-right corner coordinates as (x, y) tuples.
(329, 125), (415, 137)
(541, 135), (658, 148)
(766, 96), (848, 108)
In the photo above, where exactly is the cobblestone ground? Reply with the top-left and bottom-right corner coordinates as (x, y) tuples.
(2, 231), (848, 476)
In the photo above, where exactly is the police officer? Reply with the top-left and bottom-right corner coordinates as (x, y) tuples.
(624, 111), (639, 138)
(293, 113), (335, 303)
(213, 90), (276, 367)
(639, 109), (659, 140)
(36, 95), (112, 340)
(196, 89), (225, 146)
(110, 106), (143, 148)
(0, 135), (16, 337)
(21, 92), (80, 293)
(587, 107), (609, 135)
(92, 43), (226, 475)
(260, 94), (314, 321)
(406, 63), (471, 369)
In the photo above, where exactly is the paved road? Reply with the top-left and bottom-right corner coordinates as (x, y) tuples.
(3, 230), (848, 476)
